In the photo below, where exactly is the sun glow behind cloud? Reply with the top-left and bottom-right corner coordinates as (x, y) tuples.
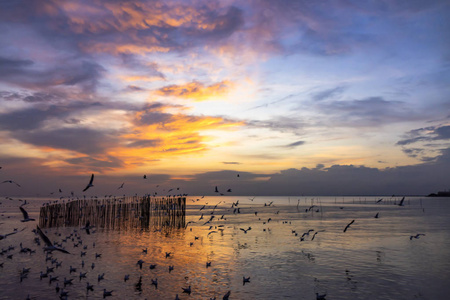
(0, 0), (449, 195)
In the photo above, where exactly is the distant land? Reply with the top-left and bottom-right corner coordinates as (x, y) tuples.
(427, 191), (450, 197)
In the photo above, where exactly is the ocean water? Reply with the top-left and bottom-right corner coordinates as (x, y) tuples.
(1, 195), (449, 299)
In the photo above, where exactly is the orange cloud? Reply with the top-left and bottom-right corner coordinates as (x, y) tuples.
(110, 103), (243, 168)
(155, 80), (234, 101)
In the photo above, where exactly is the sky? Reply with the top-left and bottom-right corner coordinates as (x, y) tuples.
(0, 0), (449, 197)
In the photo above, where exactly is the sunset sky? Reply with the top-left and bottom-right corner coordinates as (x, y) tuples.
(0, 0), (449, 196)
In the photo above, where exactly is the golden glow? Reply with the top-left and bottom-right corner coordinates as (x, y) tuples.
(155, 81), (234, 102)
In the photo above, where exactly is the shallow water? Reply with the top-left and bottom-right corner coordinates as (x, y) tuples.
(1, 196), (449, 299)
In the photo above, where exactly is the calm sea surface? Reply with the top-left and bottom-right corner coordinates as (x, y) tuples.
(1, 195), (449, 299)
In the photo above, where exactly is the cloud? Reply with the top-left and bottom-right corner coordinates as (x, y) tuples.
(182, 6), (245, 41)
(397, 125), (450, 145)
(314, 96), (422, 127)
(0, 56), (33, 74)
(126, 139), (161, 148)
(0, 103), (103, 131)
(396, 125), (450, 160)
(155, 80), (234, 101)
(283, 141), (306, 148)
(125, 85), (146, 92)
(17, 127), (120, 155)
(65, 156), (124, 170)
(0, 90), (62, 103)
(0, 55), (104, 92)
(312, 86), (346, 101)
(133, 102), (242, 131)
(222, 161), (241, 165)
(247, 116), (306, 135)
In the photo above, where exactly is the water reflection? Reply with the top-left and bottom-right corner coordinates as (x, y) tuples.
(1, 196), (450, 299)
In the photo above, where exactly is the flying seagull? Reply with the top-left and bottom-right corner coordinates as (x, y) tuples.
(398, 196), (405, 206)
(0, 228), (25, 240)
(1, 180), (21, 187)
(410, 233), (425, 240)
(82, 174), (94, 192)
(20, 206), (35, 222)
(343, 220), (355, 233)
(36, 226), (70, 254)
(81, 221), (94, 235)
(117, 183), (124, 190)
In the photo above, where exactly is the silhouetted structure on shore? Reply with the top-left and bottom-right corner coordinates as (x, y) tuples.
(39, 196), (186, 230)
(427, 191), (450, 197)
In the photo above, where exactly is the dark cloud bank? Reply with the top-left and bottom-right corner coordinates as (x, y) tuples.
(1, 149), (448, 197)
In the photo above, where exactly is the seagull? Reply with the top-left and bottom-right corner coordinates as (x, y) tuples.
(215, 186), (219, 193)
(0, 228), (25, 240)
(376, 198), (383, 203)
(182, 285), (191, 294)
(343, 220), (355, 233)
(311, 230), (325, 241)
(36, 226), (70, 254)
(143, 175), (147, 179)
(137, 259), (144, 269)
(410, 233), (426, 240)
(103, 289), (113, 298)
(240, 227), (251, 234)
(81, 221), (93, 235)
(223, 291), (231, 300)
(19, 206), (35, 222)
(86, 282), (94, 292)
(151, 278), (158, 289)
(243, 276), (250, 285)
(82, 174), (94, 192)
(117, 183), (124, 190)
(398, 196), (405, 206)
(316, 292), (327, 300)
(374, 213), (379, 218)
(1, 180), (21, 187)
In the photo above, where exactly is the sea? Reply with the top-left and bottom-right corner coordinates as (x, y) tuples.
(0, 195), (449, 300)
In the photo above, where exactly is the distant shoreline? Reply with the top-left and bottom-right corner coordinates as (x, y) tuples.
(427, 191), (450, 197)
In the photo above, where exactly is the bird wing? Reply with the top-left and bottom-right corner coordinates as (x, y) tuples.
(55, 247), (70, 254)
(343, 220), (355, 232)
(89, 174), (94, 185)
(36, 226), (53, 247)
(19, 206), (29, 219)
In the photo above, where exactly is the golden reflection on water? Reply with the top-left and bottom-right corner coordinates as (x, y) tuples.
(1, 196), (450, 299)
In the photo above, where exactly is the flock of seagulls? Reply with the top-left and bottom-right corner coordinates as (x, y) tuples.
(0, 167), (429, 299)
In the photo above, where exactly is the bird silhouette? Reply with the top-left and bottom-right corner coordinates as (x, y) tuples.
(0, 228), (25, 240)
(82, 174), (94, 192)
(1, 180), (21, 187)
(19, 206), (35, 222)
(223, 291), (231, 300)
(343, 220), (355, 233)
(36, 226), (70, 254)
(410, 233), (425, 240)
